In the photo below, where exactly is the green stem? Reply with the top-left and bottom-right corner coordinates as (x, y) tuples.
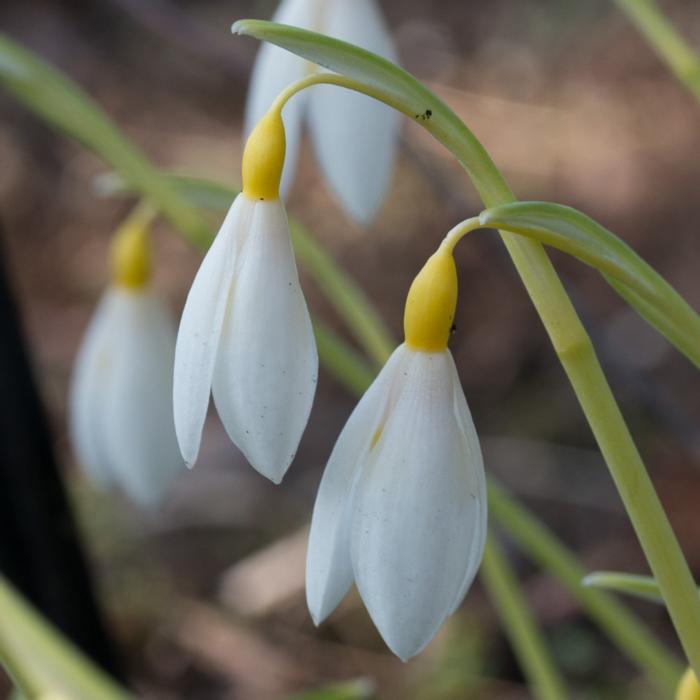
(480, 537), (569, 700)
(488, 480), (682, 691)
(615, 0), (700, 103)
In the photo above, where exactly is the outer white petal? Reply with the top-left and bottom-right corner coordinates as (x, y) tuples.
(101, 290), (183, 506)
(244, 0), (320, 197)
(446, 351), (488, 614)
(350, 348), (485, 661)
(69, 291), (123, 486)
(308, 0), (400, 224)
(173, 195), (251, 467)
(212, 199), (318, 483)
(306, 345), (408, 625)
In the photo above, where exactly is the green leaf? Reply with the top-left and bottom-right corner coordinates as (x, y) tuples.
(0, 576), (134, 700)
(99, 171), (395, 367)
(615, 0), (700, 104)
(0, 33), (211, 249)
(582, 571), (665, 604)
(479, 201), (700, 369)
(285, 678), (375, 700)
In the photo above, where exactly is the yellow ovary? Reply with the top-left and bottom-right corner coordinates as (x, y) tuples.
(241, 109), (286, 201)
(403, 248), (458, 352)
(110, 211), (152, 289)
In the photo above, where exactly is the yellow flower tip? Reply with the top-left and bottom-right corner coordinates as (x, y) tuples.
(677, 668), (700, 700)
(241, 108), (286, 201)
(403, 248), (458, 352)
(110, 216), (151, 289)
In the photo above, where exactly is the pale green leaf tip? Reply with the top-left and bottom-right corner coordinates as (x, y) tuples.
(581, 573), (598, 587)
(231, 19), (251, 35)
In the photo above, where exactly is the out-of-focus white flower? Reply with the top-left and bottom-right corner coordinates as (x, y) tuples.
(306, 247), (487, 661)
(69, 210), (182, 506)
(245, 0), (399, 225)
(173, 110), (318, 483)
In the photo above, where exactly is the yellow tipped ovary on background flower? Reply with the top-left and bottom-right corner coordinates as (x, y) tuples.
(70, 207), (182, 505)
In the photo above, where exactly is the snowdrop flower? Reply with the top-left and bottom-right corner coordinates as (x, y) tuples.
(69, 209), (182, 506)
(245, 0), (399, 225)
(306, 244), (487, 660)
(173, 108), (318, 483)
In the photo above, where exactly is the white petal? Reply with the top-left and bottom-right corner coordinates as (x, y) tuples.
(350, 348), (486, 661)
(446, 351), (488, 614)
(308, 0), (399, 224)
(244, 0), (319, 198)
(212, 199), (318, 483)
(306, 345), (408, 625)
(173, 195), (251, 467)
(101, 291), (183, 506)
(69, 291), (123, 486)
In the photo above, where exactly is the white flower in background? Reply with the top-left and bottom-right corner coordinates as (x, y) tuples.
(173, 109), (318, 483)
(245, 0), (399, 225)
(69, 210), (182, 506)
(306, 247), (487, 660)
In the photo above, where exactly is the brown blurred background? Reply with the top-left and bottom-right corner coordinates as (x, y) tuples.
(2, 0), (700, 697)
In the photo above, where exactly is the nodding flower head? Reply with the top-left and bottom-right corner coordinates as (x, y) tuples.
(173, 110), (318, 483)
(69, 209), (182, 506)
(305, 247), (487, 660)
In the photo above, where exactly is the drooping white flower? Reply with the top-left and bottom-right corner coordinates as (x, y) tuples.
(173, 110), (318, 483)
(69, 214), (182, 506)
(306, 247), (487, 661)
(245, 0), (399, 225)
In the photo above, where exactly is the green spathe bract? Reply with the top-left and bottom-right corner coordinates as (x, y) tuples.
(479, 202), (700, 369)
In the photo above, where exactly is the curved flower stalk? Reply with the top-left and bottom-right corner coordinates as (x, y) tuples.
(245, 0), (399, 224)
(306, 244), (487, 660)
(69, 208), (182, 506)
(173, 109), (318, 483)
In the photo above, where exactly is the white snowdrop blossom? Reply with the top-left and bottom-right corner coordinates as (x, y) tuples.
(245, 0), (399, 225)
(306, 247), (487, 660)
(69, 214), (182, 506)
(173, 110), (318, 483)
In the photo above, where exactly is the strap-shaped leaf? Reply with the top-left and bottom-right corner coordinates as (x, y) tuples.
(583, 571), (665, 604)
(479, 202), (700, 369)
(0, 576), (134, 700)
